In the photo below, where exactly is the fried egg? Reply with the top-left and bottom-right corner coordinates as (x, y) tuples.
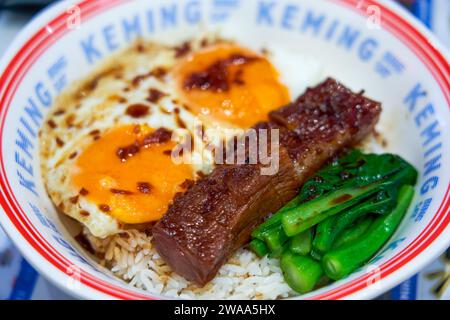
(40, 36), (320, 238)
(173, 43), (290, 128)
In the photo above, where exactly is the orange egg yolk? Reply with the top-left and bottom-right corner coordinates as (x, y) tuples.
(72, 125), (194, 224)
(174, 44), (290, 128)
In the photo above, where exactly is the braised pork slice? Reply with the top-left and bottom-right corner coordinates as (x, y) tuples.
(152, 78), (381, 286)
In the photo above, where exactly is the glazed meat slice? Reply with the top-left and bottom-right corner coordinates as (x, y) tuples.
(153, 147), (300, 285)
(152, 78), (381, 286)
(268, 78), (382, 176)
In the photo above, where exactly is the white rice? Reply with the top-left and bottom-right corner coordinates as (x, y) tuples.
(85, 228), (295, 299)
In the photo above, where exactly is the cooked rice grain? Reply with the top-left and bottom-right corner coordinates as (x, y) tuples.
(84, 228), (295, 299)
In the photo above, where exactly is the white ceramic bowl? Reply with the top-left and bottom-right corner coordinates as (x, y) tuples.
(0, 0), (449, 300)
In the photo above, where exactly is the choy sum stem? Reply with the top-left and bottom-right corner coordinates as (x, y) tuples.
(322, 185), (415, 280)
(249, 150), (418, 295)
(281, 251), (323, 294)
(312, 195), (393, 256)
(282, 180), (386, 237)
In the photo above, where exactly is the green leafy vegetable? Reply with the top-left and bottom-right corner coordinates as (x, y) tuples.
(312, 192), (395, 256)
(249, 150), (417, 294)
(280, 251), (324, 294)
(282, 179), (386, 236)
(249, 239), (268, 257)
(332, 217), (374, 249)
(322, 185), (415, 280)
(290, 229), (313, 256)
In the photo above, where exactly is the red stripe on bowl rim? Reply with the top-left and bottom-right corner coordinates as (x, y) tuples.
(0, 0), (448, 300)
(0, 0), (151, 300)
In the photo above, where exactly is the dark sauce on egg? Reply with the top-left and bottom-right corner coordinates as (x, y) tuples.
(126, 104), (150, 118)
(183, 54), (259, 93)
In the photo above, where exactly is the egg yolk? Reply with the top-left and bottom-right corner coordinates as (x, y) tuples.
(174, 44), (290, 128)
(72, 125), (194, 224)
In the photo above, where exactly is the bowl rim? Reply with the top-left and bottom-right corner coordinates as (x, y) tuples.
(0, 0), (449, 300)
